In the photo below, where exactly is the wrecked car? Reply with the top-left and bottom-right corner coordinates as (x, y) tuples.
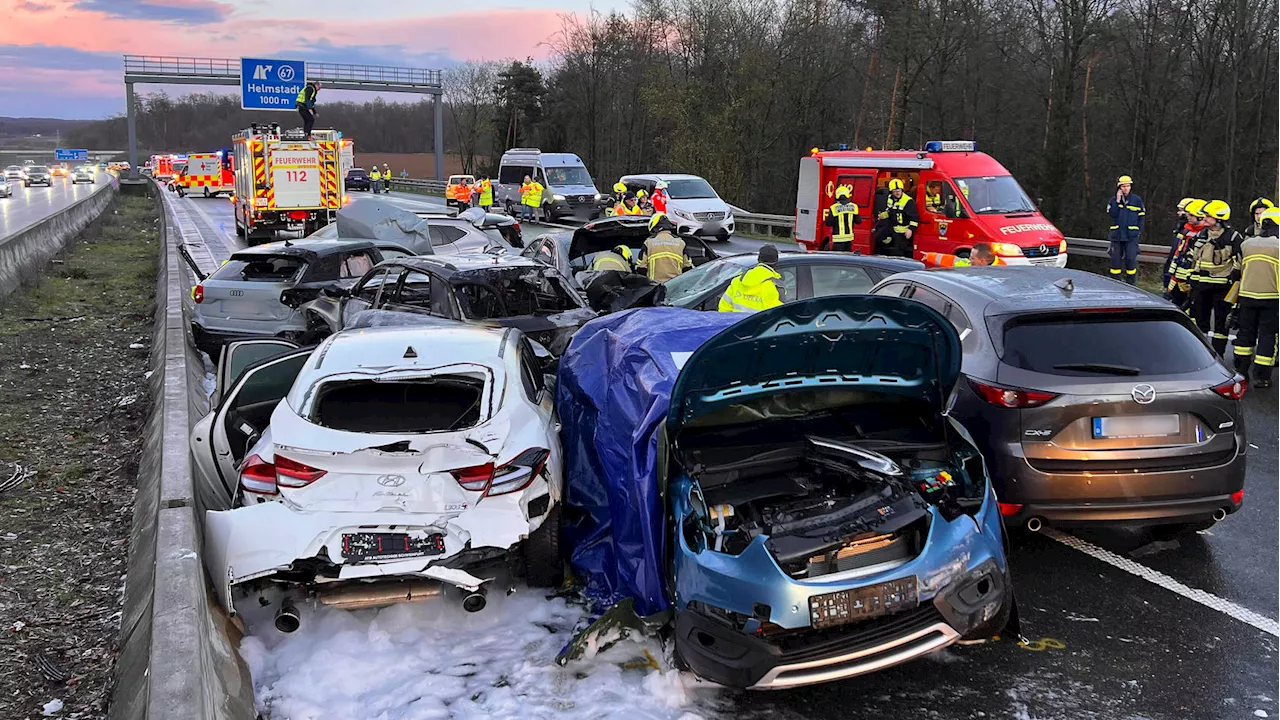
(189, 325), (563, 626)
(556, 297), (1013, 690)
(299, 254), (596, 356)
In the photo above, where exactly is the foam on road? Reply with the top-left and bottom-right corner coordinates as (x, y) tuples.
(0, 176), (109, 240)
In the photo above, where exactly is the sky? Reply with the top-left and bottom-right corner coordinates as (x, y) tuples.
(1, 0), (630, 120)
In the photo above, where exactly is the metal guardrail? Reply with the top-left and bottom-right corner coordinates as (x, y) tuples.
(123, 55), (443, 89)
(387, 177), (448, 194)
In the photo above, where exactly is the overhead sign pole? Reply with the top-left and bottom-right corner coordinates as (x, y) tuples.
(240, 58), (307, 111)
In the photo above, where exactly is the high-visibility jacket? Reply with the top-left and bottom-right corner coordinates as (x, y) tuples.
(1239, 233), (1279, 300)
(920, 252), (1007, 267)
(479, 179), (493, 206)
(642, 231), (691, 282)
(1190, 227), (1242, 286)
(719, 264), (782, 313)
(370, 169), (382, 180)
(1172, 220), (1206, 283)
(456, 183), (471, 201)
(613, 202), (645, 216)
(296, 84), (317, 108)
(521, 181), (544, 207)
(592, 251), (632, 273)
(878, 195), (918, 234)
(825, 201), (860, 245)
(1106, 192), (1146, 242)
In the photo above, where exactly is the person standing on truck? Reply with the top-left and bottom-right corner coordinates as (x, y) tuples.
(641, 214), (692, 282)
(824, 184), (861, 252)
(1106, 175), (1146, 285)
(296, 81), (321, 139)
(1189, 200), (1243, 356)
(874, 179), (918, 257)
(720, 244), (783, 313)
(370, 166), (383, 194)
(1244, 197), (1275, 237)
(1232, 207), (1279, 388)
(521, 174), (544, 221)
(478, 177), (494, 211)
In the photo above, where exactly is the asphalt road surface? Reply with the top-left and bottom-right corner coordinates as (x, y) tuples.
(174, 189), (1279, 720)
(0, 174), (109, 240)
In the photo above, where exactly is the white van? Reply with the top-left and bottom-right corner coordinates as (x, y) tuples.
(619, 173), (735, 241)
(496, 148), (605, 221)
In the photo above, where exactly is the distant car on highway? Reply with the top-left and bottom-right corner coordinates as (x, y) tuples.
(51, 164), (69, 178)
(620, 173), (736, 241)
(0, 179), (10, 198)
(23, 166), (52, 187)
(870, 267), (1247, 535)
(345, 167), (371, 191)
(72, 166), (94, 184)
(4, 165), (22, 181)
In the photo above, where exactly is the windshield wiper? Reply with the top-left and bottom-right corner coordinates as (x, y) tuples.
(1052, 362), (1141, 376)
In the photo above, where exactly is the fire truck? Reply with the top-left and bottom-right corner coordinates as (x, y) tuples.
(178, 151), (234, 198)
(231, 124), (348, 243)
(794, 141), (1068, 267)
(151, 154), (182, 181)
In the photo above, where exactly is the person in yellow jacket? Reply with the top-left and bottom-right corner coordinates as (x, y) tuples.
(370, 166), (383, 194)
(823, 184), (860, 252)
(478, 177), (493, 211)
(1189, 200), (1243, 355)
(921, 243), (1005, 267)
(612, 193), (645, 217)
(874, 178), (919, 257)
(520, 174), (545, 222)
(720, 244), (783, 313)
(592, 244), (635, 273)
(641, 214), (692, 282)
(1232, 207), (1279, 387)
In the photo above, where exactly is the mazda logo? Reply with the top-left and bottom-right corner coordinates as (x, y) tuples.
(377, 474), (407, 487)
(1131, 384), (1156, 404)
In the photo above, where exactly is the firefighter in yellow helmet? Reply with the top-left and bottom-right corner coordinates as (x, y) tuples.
(641, 213), (692, 282)
(1107, 174), (1146, 284)
(1170, 199), (1209, 307)
(824, 184), (860, 252)
(1188, 200), (1243, 355)
(1233, 207), (1279, 387)
(874, 178), (918, 257)
(591, 244), (635, 273)
(720, 244), (783, 313)
(1245, 197), (1276, 238)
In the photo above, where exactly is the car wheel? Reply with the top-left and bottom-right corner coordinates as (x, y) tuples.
(523, 504), (563, 588)
(203, 187), (211, 198)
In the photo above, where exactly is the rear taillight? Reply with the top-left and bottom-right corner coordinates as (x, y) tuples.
(451, 462), (495, 493)
(1231, 489), (1244, 505)
(239, 454), (277, 496)
(450, 448), (550, 496)
(998, 502), (1024, 517)
(968, 379), (1059, 408)
(1212, 375), (1247, 400)
(192, 284), (204, 304)
(274, 455), (327, 488)
(288, 210), (308, 220)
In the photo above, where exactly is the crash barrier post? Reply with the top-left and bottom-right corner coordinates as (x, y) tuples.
(0, 179), (115, 299)
(109, 181), (257, 720)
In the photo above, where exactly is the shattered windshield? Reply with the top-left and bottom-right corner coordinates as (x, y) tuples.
(213, 255), (307, 282)
(455, 269), (581, 319)
(661, 256), (754, 308)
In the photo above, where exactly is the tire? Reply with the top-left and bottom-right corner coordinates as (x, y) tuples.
(203, 187), (211, 198)
(523, 504), (563, 588)
(234, 219), (245, 238)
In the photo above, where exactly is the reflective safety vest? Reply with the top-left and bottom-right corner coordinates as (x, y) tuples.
(592, 252), (632, 273)
(614, 202), (645, 216)
(370, 169), (382, 180)
(1239, 234), (1280, 300)
(479, 179), (493, 206)
(643, 231), (691, 282)
(456, 183), (471, 200)
(719, 264), (782, 313)
(920, 252), (1007, 267)
(879, 195), (918, 234)
(827, 201), (859, 244)
(522, 181), (544, 207)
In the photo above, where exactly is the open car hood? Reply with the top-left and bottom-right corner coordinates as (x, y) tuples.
(567, 217), (718, 264)
(666, 295), (962, 438)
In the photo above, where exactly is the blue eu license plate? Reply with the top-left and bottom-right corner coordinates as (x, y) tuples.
(1092, 414), (1180, 439)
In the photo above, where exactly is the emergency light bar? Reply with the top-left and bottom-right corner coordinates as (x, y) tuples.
(925, 140), (977, 153)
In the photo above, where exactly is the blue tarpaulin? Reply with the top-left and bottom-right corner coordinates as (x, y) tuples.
(556, 307), (741, 617)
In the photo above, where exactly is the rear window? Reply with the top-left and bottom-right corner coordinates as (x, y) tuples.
(312, 376), (485, 433)
(454, 271), (579, 319)
(1000, 313), (1217, 376)
(213, 255), (307, 282)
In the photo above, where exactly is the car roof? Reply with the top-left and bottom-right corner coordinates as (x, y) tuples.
(887, 267), (1173, 316)
(230, 238), (376, 259)
(310, 324), (511, 375)
(621, 173), (705, 182)
(710, 250), (924, 273)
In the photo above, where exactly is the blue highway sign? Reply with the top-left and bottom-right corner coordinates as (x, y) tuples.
(240, 58), (307, 111)
(55, 149), (88, 161)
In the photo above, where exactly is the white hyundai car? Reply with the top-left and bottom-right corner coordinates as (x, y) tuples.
(190, 324), (563, 629)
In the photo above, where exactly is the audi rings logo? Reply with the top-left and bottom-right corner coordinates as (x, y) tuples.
(1131, 384), (1156, 404)
(228, 289), (244, 296)
(377, 474), (407, 487)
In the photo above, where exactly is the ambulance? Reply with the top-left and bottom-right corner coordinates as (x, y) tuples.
(151, 154), (181, 181)
(794, 141), (1068, 267)
(231, 124), (347, 243)
(179, 151), (234, 197)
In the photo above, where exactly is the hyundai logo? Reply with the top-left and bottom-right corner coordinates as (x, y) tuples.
(377, 474), (407, 487)
(1131, 384), (1156, 404)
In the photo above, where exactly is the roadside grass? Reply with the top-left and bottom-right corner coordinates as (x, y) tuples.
(0, 193), (159, 719)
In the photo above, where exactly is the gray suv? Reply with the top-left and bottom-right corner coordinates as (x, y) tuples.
(871, 267), (1247, 535)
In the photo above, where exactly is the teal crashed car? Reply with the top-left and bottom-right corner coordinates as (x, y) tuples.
(665, 296), (1014, 689)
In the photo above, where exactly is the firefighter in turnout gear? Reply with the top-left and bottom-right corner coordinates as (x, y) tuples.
(612, 193), (646, 217)
(1170, 199), (1209, 307)
(1106, 174), (1146, 285)
(824, 184), (860, 252)
(1189, 200), (1243, 356)
(641, 213), (692, 282)
(592, 244), (635, 273)
(720, 244), (783, 313)
(1233, 207), (1279, 388)
(1164, 198), (1205, 304)
(874, 179), (918, 257)
(1244, 197), (1275, 237)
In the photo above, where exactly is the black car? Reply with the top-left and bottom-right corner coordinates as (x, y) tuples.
(521, 215), (720, 290)
(658, 250), (923, 311)
(300, 253), (595, 356)
(345, 167), (371, 191)
(23, 165), (52, 187)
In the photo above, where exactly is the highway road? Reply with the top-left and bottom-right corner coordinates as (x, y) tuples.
(0, 174), (111, 240)
(169, 188), (1278, 720)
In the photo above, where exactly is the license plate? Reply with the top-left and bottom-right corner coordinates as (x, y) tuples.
(809, 576), (918, 630)
(341, 532), (445, 562)
(1092, 414), (1180, 439)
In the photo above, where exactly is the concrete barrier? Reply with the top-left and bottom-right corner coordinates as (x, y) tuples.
(109, 184), (256, 720)
(0, 180), (116, 299)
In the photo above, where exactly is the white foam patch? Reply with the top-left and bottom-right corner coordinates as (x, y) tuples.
(239, 591), (723, 720)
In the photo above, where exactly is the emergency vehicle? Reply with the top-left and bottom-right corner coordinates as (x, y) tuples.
(151, 154), (182, 181)
(795, 141), (1068, 267)
(231, 124), (347, 243)
(178, 151), (234, 197)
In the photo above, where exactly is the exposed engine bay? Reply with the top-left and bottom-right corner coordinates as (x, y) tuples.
(686, 435), (980, 579)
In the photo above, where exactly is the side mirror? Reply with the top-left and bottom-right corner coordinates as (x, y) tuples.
(321, 283), (349, 298)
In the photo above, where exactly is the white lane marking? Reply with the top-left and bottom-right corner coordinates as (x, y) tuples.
(1044, 528), (1280, 637)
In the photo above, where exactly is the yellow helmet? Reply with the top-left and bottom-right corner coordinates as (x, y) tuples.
(1260, 207), (1280, 226)
(888, 178), (904, 191)
(1204, 199), (1231, 221)
(649, 212), (672, 232)
(1185, 199), (1208, 217)
(613, 181), (627, 193)
(1176, 197), (1195, 210)
(1249, 197), (1275, 214)
(810, 147), (821, 155)
(834, 184), (853, 199)
(1117, 175), (1134, 185)
(614, 244), (633, 262)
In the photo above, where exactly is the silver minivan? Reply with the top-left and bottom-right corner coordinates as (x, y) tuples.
(620, 173), (736, 241)
(496, 148), (605, 221)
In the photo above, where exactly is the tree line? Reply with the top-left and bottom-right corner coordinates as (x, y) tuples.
(69, 0), (1278, 241)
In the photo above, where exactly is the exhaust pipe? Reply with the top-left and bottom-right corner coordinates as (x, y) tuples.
(1026, 517), (1044, 533)
(1213, 507), (1228, 522)
(316, 581), (443, 612)
(275, 603), (301, 633)
(462, 590), (487, 613)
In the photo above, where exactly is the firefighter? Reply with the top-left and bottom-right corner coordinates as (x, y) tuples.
(1163, 198), (1199, 299)
(720, 244), (783, 313)
(478, 177), (493, 211)
(382, 164), (391, 193)
(520, 174), (544, 221)
(874, 179), (918, 257)
(370, 166), (383, 194)
(1170, 199), (1209, 308)
(1189, 200), (1243, 356)
(1106, 174), (1146, 285)
(1233, 207), (1279, 387)
(609, 193), (642, 217)
(641, 213), (692, 282)
(1244, 197), (1275, 237)
(591, 244), (635, 273)
(824, 184), (860, 252)
(921, 243), (1006, 267)
(295, 81), (321, 139)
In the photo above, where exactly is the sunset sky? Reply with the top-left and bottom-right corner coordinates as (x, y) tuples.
(2, 1), (629, 119)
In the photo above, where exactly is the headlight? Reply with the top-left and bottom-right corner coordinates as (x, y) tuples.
(593, 193), (602, 200)
(553, 194), (566, 201)
(674, 209), (693, 220)
(990, 242), (1024, 257)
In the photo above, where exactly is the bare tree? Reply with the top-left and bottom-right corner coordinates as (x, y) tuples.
(442, 61), (500, 174)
